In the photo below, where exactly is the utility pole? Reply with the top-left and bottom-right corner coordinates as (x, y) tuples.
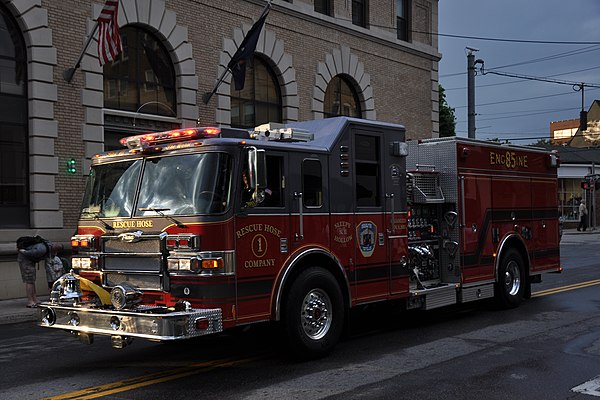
(466, 47), (483, 139)
(592, 164), (596, 231)
(573, 83), (588, 131)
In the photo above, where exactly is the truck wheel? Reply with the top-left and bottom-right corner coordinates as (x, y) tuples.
(495, 249), (525, 308)
(284, 267), (344, 359)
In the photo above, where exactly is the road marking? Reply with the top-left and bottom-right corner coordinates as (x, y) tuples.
(572, 375), (600, 397)
(41, 355), (263, 400)
(41, 280), (597, 399)
(532, 279), (600, 297)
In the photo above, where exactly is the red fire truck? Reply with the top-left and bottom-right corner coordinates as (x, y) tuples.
(38, 117), (561, 357)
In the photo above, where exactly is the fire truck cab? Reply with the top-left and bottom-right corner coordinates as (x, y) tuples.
(38, 117), (560, 357)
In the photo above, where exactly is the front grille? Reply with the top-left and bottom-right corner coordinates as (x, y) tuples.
(103, 256), (162, 271)
(100, 234), (165, 291)
(104, 237), (162, 253)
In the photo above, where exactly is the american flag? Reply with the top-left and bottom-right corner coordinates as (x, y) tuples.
(97, 0), (122, 66)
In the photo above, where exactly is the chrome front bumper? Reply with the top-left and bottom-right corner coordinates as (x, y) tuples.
(37, 303), (223, 342)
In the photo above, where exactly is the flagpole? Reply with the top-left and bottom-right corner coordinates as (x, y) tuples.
(202, 0), (272, 105)
(63, 21), (100, 83)
(202, 68), (230, 105)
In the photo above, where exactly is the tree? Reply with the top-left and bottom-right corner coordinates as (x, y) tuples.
(439, 84), (456, 137)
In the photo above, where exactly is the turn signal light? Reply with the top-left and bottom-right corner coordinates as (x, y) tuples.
(71, 236), (97, 250)
(202, 259), (223, 270)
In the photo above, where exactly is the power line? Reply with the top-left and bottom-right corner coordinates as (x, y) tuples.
(482, 68), (600, 88)
(445, 65), (600, 91)
(440, 45), (600, 79)
(491, 45), (600, 69)
(457, 107), (581, 123)
(480, 107), (578, 117)
(416, 30), (600, 45)
(453, 89), (578, 109)
(453, 87), (600, 109)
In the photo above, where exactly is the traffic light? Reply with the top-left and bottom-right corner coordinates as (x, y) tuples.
(581, 181), (589, 190)
(67, 158), (77, 174)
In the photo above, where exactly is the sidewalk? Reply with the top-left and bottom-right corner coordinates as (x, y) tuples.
(563, 228), (600, 235)
(0, 295), (49, 325)
(0, 229), (597, 326)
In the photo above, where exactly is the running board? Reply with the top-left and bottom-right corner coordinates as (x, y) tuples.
(407, 284), (458, 310)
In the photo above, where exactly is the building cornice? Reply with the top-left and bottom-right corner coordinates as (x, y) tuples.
(247, 0), (441, 62)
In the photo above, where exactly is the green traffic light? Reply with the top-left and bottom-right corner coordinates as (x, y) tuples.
(67, 158), (77, 174)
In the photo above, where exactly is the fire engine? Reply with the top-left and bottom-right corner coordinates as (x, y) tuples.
(38, 117), (561, 357)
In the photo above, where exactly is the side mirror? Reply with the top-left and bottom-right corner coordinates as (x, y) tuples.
(246, 148), (267, 206)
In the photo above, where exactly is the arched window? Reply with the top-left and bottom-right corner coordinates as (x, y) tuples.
(230, 56), (282, 128)
(103, 26), (176, 117)
(0, 6), (28, 227)
(324, 75), (362, 118)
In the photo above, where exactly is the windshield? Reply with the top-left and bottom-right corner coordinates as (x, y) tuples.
(136, 153), (232, 216)
(81, 160), (141, 218)
(81, 153), (232, 219)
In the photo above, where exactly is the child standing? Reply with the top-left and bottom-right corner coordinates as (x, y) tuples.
(45, 244), (65, 290)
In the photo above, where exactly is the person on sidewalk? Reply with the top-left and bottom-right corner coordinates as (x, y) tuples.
(578, 200), (588, 232)
(45, 244), (65, 290)
(17, 252), (40, 308)
(16, 236), (50, 308)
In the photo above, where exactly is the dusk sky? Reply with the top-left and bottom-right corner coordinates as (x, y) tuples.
(438, 0), (600, 144)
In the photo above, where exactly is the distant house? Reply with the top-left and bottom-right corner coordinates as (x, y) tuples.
(567, 100), (600, 148)
(550, 119), (578, 145)
(544, 100), (600, 228)
(557, 147), (600, 227)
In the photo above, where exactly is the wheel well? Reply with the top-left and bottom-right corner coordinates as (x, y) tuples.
(496, 236), (530, 281)
(273, 252), (350, 321)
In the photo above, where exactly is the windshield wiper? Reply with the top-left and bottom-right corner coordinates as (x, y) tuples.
(81, 211), (115, 231)
(138, 207), (188, 228)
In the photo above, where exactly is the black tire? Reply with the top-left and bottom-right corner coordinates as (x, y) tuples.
(284, 267), (344, 359)
(495, 249), (525, 308)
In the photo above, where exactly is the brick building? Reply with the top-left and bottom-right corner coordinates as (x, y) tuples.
(0, 0), (440, 299)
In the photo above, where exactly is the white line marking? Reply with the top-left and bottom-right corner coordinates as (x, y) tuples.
(572, 375), (600, 397)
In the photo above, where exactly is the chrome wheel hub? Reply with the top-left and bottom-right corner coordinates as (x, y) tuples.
(504, 260), (521, 296)
(301, 289), (332, 340)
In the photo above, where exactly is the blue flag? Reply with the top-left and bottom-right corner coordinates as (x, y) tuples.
(228, 10), (269, 91)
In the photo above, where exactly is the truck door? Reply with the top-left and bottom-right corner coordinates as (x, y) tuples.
(288, 153), (330, 259)
(352, 130), (390, 301)
(382, 131), (408, 296)
(235, 151), (289, 323)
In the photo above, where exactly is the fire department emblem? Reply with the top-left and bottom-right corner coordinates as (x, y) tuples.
(357, 221), (376, 258)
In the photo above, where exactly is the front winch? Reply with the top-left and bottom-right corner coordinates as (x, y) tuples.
(110, 282), (143, 310)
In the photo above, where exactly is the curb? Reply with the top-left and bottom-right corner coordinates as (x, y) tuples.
(0, 310), (38, 325)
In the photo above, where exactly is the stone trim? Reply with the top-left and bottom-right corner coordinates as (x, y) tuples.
(215, 24), (299, 126)
(431, 60), (439, 138)
(80, 0), (197, 172)
(7, 0), (61, 228)
(313, 45), (375, 120)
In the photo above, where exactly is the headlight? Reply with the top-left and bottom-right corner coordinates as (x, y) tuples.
(168, 252), (233, 275)
(168, 257), (198, 271)
(72, 257), (98, 270)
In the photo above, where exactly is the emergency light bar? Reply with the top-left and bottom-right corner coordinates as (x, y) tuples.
(251, 123), (314, 142)
(119, 127), (221, 150)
